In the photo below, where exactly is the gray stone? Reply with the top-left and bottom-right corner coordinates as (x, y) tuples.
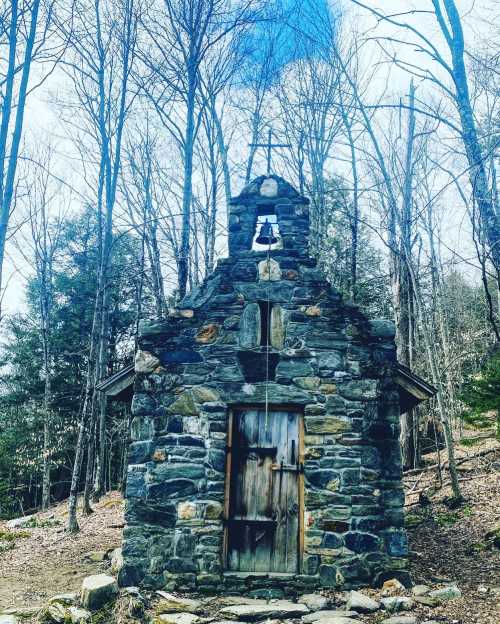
(293, 376), (321, 390)
(167, 391), (199, 416)
(380, 597), (414, 613)
(215, 598), (269, 606)
(380, 618), (416, 624)
(110, 547), (123, 574)
(270, 304), (285, 349)
(155, 615), (200, 624)
(413, 596), (439, 607)
(219, 601), (309, 621)
(427, 585), (461, 602)
(37, 603), (70, 623)
(346, 591), (380, 612)
(130, 415), (154, 441)
(303, 610), (359, 622)
(80, 574), (118, 610)
(305, 416), (350, 434)
(239, 303), (261, 348)
(258, 258), (281, 281)
(135, 349), (161, 373)
(155, 592), (203, 614)
(303, 620), (358, 624)
(68, 607), (92, 623)
(260, 177), (279, 197)
(317, 352), (344, 371)
(299, 594), (329, 611)
(276, 359), (314, 378)
(0, 616), (19, 624)
(411, 585), (430, 596)
(6, 514), (35, 529)
(339, 380), (378, 400)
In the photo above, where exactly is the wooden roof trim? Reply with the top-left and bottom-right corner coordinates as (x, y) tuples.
(96, 363), (134, 396)
(395, 364), (437, 399)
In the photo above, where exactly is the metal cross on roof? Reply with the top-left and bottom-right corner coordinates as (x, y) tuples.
(249, 128), (292, 176)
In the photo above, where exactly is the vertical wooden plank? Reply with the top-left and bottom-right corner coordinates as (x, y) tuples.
(285, 411), (299, 573)
(271, 410), (289, 572)
(228, 410), (241, 571)
(298, 412), (305, 574)
(238, 410), (259, 572)
(223, 409), (233, 568)
(253, 409), (274, 572)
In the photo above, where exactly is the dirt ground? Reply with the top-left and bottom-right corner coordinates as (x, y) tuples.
(0, 441), (499, 623)
(404, 438), (500, 624)
(0, 491), (123, 611)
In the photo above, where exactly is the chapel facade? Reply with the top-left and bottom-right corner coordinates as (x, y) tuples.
(119, 175), (411, 594)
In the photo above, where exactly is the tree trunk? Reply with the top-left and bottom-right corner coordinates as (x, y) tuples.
(178, 77), (196, 299)
(0, 0), (40, 304)
(440, 0), (500, 273)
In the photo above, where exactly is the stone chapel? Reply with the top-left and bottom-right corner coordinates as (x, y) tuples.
(117, 175), (434, 595)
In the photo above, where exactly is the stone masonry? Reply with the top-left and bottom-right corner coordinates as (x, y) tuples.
(119, 175), (408, 595)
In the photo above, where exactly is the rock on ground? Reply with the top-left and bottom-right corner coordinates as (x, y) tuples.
(303, 619), (358, 624)
(219, 601), (309, 621)
(0, 615), (19, 624)
(380, 597), (414, 613)
(154, 614), (200, 624)
(68, 607), (92, 623)
(346, 591), (380, 613)
(382, 579), (406, 595)
(303, 610), (359, 622)
(6, 515), (35, 529)
(411, 585), (430, 596)
(299, 594), (330, 611)
(80, 574), (118, 610)
(155, 592), (202, 614)
(110, 548), (123, 574)
(381, 618), (417, 624)
(428, 585), (461, 602)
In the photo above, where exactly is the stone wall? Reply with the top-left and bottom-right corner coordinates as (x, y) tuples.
(119, 176), (408, 595)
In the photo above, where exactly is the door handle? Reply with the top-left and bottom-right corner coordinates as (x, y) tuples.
(271, 462), (304, 473)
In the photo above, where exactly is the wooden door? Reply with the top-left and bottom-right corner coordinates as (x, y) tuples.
(226, 408), (302, 573)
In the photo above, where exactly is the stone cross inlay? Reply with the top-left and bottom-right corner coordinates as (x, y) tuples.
(249, 128), (292, 175)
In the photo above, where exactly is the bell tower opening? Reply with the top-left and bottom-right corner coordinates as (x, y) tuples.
(252, 213), (281, 251)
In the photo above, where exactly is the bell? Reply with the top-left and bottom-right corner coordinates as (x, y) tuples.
(255, 219), (278, 245)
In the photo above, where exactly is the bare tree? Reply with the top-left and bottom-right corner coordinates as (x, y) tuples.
(58, 0), (138, 531)
(15, 146), (64, 510)
(0, 0), (65, 315)
(139, 0), (255, 299)
(350, 0), (500, 288)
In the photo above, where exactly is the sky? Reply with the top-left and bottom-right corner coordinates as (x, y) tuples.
(1, 0), (498, 316)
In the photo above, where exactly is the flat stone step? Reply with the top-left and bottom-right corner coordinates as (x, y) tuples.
(219, 601), (309, 621)
(303, 610), (359, 622)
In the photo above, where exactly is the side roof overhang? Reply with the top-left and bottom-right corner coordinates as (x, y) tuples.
(97, 362), (436, 412)
(96, 363), (134, 403)
(396, 364), (436, 414)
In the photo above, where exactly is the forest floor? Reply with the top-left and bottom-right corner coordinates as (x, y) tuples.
(0, 490), (124, 612)
(0, 438), (499, 623)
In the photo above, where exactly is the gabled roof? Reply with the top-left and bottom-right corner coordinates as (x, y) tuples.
(97, 361), (436, 412)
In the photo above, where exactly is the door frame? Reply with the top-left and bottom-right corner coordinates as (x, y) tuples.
(223, 404), (305, 573)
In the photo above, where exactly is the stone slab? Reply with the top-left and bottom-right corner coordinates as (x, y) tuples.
(219, 601), (309, 621)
